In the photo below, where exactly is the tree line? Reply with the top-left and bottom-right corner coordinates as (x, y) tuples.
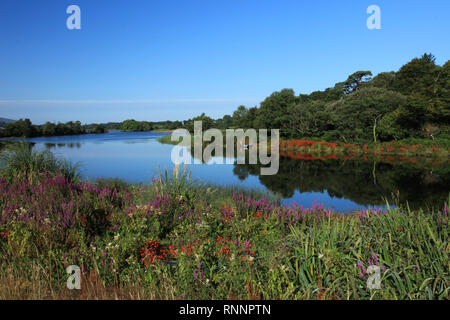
(0, 120), (159, 138)
(186, 54), (449, 143)
(121, 119), (153, 132)
(0, 118), (190, 138)
(2, 54), (448, 142)
(0, 120), (88, 138)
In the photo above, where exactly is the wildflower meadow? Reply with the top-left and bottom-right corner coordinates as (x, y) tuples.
(0, 147), (448, 299)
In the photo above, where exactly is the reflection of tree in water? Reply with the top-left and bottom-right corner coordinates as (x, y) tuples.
(233, 157), (450, 209)
(44, 142), (81, 149)
(1, 141), (35, 152)
(233, 165), (249, 181)
(181, 141), (450, 209)
(185, 141), (244, 165)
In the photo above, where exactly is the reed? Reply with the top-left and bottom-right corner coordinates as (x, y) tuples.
(0, 142), (80, 183)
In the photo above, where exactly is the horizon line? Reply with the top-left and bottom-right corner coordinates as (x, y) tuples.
(0, 98), (262, 105)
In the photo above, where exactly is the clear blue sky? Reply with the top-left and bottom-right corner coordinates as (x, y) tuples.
(0, 0), (449, 124)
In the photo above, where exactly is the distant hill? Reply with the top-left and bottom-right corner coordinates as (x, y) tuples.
(0, 118), (16, 129)
(0, 118), (15, 124)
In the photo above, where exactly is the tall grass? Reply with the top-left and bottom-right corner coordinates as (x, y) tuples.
(0, 164), (447, 300)
(0, 143), (80, 183)
(143, 163), (279, 207)
(156, 135), (186, 145)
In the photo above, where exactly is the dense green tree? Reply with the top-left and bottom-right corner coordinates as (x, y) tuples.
(240, 107), (258, 129)
(0, 119), (88, 138)
(90, 124), (107, 134)
(73, 121), (84, 134)
(215, 115), (233, 130)
(394, 94), (430, 133)
(121, 119), (153, 132)
(391, 53), (438, 97)
(377, 110), (409, 141)
(222, 54), (449, 142)
(329, 87), (406, 142)
(430, 60), (450, 124)
(370, 71), (396, 89)
(232, 106), (258, 129)
(282, 102), (330, 138)
(3, 119), (35, 138)
(336, 71), (373, 95)
(232, 106), (248, 128)
(255, 89), (296, 133)
(306, 87), (344, 102)
(42, 122), (56, 136)
(185, 113), (215, 133)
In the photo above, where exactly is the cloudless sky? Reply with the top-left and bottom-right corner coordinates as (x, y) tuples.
(0, 0), (449, 124)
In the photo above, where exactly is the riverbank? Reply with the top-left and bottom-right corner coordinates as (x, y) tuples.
(0, 150), (448, 299)
(157, 134), (186, 145)
(280, 138), (450, 158)
(156, 134), (450, 169)
(152, 129), (176, 134)
(157, 133), (450, 158)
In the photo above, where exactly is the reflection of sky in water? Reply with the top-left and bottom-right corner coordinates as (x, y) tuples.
(281, 191), (370, 212)
(11, 131), (387, 212)
(29, 132), (266, 188)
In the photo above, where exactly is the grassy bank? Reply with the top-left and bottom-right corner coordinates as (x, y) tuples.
(157, 134), (450, 169)
(280, 138), (450, 158)
(157, 132), (450, 158)
(152, 129), (176, 134)
(0, 147), (448, 300)
(157, 134), (185, 145)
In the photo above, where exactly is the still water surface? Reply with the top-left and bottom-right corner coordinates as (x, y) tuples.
(4, 131), (449, 212)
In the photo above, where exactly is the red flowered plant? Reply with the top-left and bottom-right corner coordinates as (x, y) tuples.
(140, 239), (168, 266)
(220, 205), (235, 224)
(168, 245), (178, 258)
(179, 243), (196, 256)
(0, 231), (9, 240)
(215, 236), (255, 261)
(140, 240), (197, 266)
(216, 236), (232, 259)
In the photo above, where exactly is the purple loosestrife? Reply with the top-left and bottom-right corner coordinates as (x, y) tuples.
(436, 204), (448, 230)
(357, 261), (366, 279)
(0, 172), (133, 234)
(232, 192), (274, 216)
(273, 202), (306, 226)
(193, 262), (203, 280)
(369, 252), (379, 266)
